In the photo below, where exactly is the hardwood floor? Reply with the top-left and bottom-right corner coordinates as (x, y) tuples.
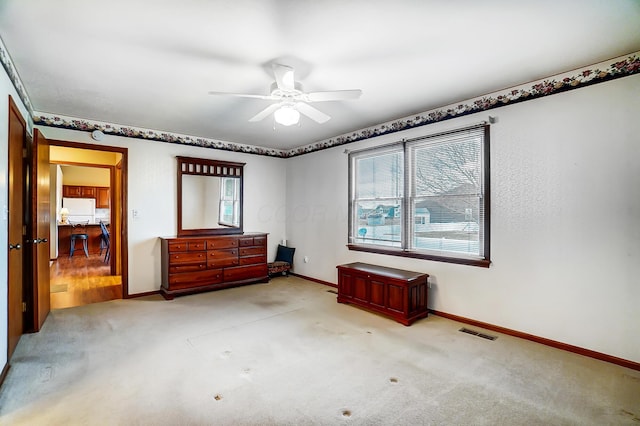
(50, 253), (122, 310)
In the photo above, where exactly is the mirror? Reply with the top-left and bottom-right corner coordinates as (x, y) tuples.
(177, 156), (244, 236)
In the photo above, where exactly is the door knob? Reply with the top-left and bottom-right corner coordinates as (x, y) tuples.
(9, 243), (21, 250)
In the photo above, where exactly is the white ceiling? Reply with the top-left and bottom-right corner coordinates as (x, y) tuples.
(1, 0), (640, 151)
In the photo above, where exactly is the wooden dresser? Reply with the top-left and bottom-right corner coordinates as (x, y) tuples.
(160, 233), (268, 299)
(336, 262), (429, 326)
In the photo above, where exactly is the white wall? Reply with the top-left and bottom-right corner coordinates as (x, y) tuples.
(1, 63), (637, 372)
(49, 164), (63, 258)
(0, 73), (31, 374)
(60, 165), (110, 186)
(36, 126), (288, 295)
(285, 74), (640, 363)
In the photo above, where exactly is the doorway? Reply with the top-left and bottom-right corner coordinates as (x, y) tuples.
(47, 141), (128, 310)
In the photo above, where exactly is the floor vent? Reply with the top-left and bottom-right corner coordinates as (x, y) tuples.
(459, 327), (497, 341)
(326, 290), (338, 294)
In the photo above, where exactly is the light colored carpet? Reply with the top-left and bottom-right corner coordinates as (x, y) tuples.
(1, 276), (639, 425)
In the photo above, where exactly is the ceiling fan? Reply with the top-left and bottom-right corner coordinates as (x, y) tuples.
(208, 64), (362, 126)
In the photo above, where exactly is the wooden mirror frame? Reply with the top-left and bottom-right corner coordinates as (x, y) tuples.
(177, 156), (244, 236)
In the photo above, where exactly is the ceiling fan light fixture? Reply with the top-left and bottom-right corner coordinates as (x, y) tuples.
(274, 105), (300, 126)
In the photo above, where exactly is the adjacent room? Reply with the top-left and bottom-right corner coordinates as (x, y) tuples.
(0, 1), (639, 424)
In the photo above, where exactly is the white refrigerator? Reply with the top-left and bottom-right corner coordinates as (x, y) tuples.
(63, 197), (96, 224)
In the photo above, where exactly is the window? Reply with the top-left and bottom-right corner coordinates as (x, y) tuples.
(348, 125), (490, 267)
(218, 177), (240, 226)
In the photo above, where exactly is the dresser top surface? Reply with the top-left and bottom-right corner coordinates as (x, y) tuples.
(161, 232), (267, 241)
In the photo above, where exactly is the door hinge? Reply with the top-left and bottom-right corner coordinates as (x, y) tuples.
(22, 302), (27, 313)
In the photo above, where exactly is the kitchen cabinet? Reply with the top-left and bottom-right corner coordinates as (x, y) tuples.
(96, 187), (110, 208)
(62, 185), (110, 207)
(63, 185), (82, 198)
(81, 186), (96, 198)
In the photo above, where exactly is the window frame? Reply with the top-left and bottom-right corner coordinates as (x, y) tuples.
(348, 124), (491, 268)
(218, 177), (240, 227)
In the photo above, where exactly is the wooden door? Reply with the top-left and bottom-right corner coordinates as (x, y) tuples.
(7, 96), (25, 359)
(31, 129), (50, 331)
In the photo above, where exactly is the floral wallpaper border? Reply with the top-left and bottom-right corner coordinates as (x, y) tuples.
(285, 52), (639, 157)
(32, 114), (287, 157)
(1, 35), (637, 158)
(0, 36), (34, 116)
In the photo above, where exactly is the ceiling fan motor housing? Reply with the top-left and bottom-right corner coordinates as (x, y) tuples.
(269, 81), (304, 98)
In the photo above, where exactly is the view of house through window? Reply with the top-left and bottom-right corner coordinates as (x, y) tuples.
(349, 125), (490, 267)
(352, 146), (404, 248)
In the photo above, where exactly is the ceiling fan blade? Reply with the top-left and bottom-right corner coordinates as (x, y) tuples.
(248, 103), (282, 122)
(305, 89), (363, 102)
(208, 91), (276, 100)
(294, 103), (331, 124)
(272, 64), (295, 91)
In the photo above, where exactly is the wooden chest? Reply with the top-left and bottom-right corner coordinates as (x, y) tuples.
(336, 262), (429, 326)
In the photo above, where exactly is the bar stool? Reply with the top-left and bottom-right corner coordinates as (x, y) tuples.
(99, 221), (110, 263)
(69, 221), (89, 257)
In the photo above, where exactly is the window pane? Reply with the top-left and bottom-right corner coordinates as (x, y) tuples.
(219, 200), (235, 224)
(353, 200), (402, 247)
(413, 138), (481, 197)
(412, 195), (482, 256)
(355, 151), (403, 199)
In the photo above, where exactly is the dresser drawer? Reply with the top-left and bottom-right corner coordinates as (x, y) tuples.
(239, 246), (265, 256)
(239, 237), (254, 246)
(168, 240), (206, 252)
(239, 255), (266, 266)
(208, 248), (238, 258)
(169, 263), (207, 274)
(167, 241), (187, 252)
(187, 240), (206, 251)
(223, 264), (268, 282)
(207, 249), (239, 268)
(253, 236), (267, 246)
(169, 251), (207, 264)
(168, 269), (223, 289)
(206, 237), (239, 249)
(207, 248), (238, 267)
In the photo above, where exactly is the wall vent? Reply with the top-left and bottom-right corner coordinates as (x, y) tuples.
(459, 327), (497, 341)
